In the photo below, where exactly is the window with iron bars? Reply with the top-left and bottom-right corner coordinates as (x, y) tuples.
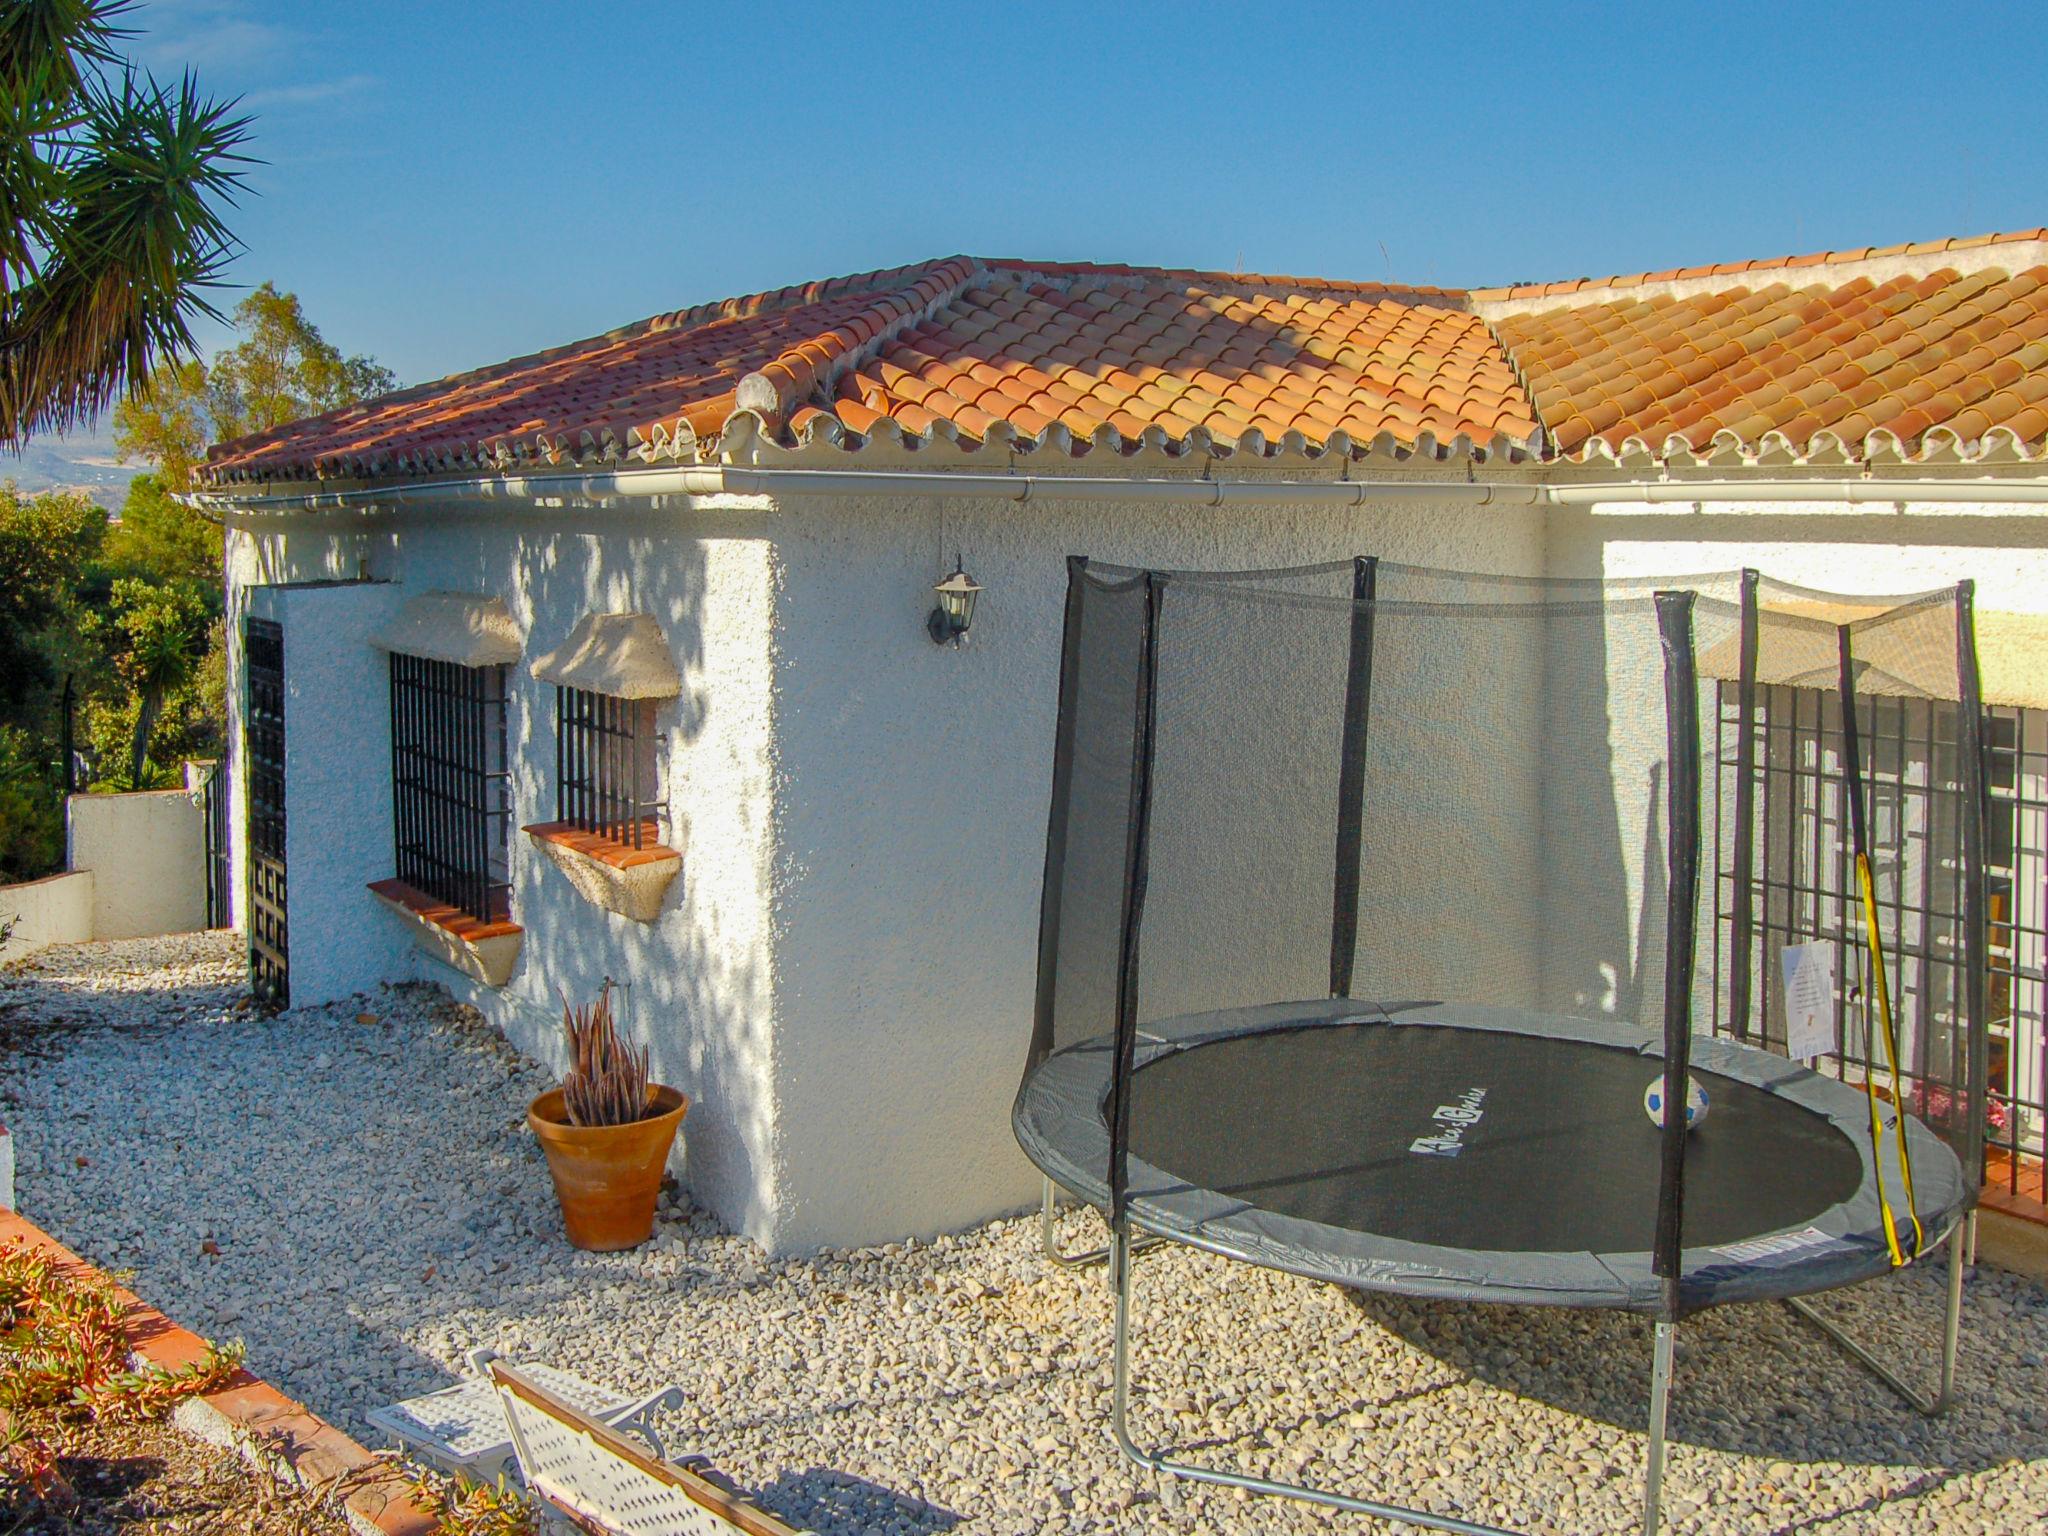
(553, 686), (662, 848)
(1710, 683), (2048, 1195)
(389, 654), (512, 923)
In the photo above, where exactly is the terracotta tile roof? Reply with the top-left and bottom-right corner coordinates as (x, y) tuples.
(828, 266), (1533, 457)
(1495, 265), (2048, 460)
(201, 230), (2048, 484)
(1470, 228), (2048, 304)
(203, 258), (979, 480)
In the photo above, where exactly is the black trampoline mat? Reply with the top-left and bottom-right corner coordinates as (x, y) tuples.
(1127, 1020), (1865, 1254)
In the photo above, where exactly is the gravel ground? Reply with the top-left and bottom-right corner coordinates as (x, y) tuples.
(4, 933), (2048, 1535)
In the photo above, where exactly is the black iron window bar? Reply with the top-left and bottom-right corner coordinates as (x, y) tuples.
(390, 653), (512, 923)
(554, 685), (660, 849)
(1984, 706), (2048, 1195)
(245, 618), (286, 862)
(1712, 683), (2045, 1181)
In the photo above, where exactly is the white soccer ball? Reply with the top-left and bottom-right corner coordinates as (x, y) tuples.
(1644, 1074), (1710, 1131)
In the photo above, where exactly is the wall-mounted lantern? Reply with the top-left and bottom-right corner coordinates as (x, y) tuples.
(926, 558), (983, 646)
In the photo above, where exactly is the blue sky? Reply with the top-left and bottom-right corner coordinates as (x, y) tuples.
(130, 0), (2047, 392)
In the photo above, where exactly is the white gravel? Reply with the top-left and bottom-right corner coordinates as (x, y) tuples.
(4, 933), (2048, 1535)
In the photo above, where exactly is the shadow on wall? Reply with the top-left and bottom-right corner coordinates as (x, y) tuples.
(419, 506), (775, 1241)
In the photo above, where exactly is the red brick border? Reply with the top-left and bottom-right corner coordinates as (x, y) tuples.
(0, 1208), (436, 1536)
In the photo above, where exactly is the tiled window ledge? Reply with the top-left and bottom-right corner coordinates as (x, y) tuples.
(523, 821), (681, 923)
(367, 879), (524, 988)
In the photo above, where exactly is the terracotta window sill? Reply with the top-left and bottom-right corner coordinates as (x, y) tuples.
(523, 821), (681, 922)
(367, 879), (523, 987)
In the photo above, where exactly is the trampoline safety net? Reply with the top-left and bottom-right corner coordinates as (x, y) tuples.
(1021, 558), (1987, 1317)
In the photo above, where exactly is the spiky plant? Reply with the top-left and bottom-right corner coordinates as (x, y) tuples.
(0, 1), (252, 444)
(558, 981), (652, 1127)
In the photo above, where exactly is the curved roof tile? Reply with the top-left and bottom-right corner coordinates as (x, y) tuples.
(202, 231), (2048, 484)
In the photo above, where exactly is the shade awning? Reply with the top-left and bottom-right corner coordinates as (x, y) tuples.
(369, 592), (523, 667)
(529, 612), (681, 699)
(1696, 597), (2048, 710)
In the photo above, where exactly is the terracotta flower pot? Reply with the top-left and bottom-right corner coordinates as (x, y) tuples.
(528, 1085), (688, 1251)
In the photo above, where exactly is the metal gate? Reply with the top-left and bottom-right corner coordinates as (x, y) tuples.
(196, 761), (232, 929)
(244, 616), (288, 1005)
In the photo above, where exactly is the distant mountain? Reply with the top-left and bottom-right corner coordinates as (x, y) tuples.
(0, 430), (144, 512)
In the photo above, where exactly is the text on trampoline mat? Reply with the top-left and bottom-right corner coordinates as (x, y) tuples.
(1410, 1086), (1490, 1157)
(1711, 1225), (1835, 1262)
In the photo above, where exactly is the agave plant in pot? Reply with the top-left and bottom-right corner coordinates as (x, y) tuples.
(528, 982), (687, 1250)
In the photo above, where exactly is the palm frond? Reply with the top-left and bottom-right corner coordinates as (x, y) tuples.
(0, 67), (253, 440)
(0, 1), (134, 99)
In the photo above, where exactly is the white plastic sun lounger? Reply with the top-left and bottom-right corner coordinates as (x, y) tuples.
(490, 1360), (807, 1536)
(366, 1347), (682, 1483)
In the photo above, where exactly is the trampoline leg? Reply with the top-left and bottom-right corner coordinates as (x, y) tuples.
(1782, 1222), (1966, 1417)
(1940, 1220), (1966, 1408)
(1106, 1224), (1519, 1536)
(1040, 1177), (1160, 1271)
(1642, 1321), (1676, 1536)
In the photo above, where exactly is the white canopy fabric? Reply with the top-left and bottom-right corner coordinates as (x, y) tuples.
(369, 591), (523, 668)
(529, 613), (681, 700)
(1696, 596), (2047, 709)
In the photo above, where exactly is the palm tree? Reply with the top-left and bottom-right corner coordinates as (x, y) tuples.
(0, 1), (250, 443)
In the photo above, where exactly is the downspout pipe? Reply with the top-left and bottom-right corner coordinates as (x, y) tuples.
(181, 464), (2048, 516)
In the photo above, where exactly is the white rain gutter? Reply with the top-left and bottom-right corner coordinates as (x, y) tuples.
(181, 464), (2048, 515)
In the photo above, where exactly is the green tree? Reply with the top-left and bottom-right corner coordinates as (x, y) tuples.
(114, 281), (399, 487)
(107, 352), (205, 486)
(0, 480), (102, 714)
(0, 721), (62, 878)
(94, 572), (206, 786)
(0, 1), (252, 443)
(204, 281), (397, 442)
(104, 468), (211, 578)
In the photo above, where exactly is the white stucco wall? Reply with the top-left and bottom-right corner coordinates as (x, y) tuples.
(64, 789), (208, 941)
(762, 482), (1553, 1252)
(218, 479), (2048, 1259)
(0, 870), (93, 962)
(245, 581), (414, 1007)
(225, 509), (784, 1246)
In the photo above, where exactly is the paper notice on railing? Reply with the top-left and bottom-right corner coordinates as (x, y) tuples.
(1781, 942), (1836, 1062)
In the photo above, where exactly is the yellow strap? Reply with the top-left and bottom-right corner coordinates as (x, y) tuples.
(1856, 852), (1925, 1264)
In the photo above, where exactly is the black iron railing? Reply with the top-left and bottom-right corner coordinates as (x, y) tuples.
(1984, 706), (2048, 1196)
(554, 685), (658, 849)
(244, 616), (288, 1005)
(390, 653), (512, 923)
(1712, 682), (2044, 1182)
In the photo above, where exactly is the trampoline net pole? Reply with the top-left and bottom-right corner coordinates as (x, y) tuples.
(1725, 570), (1762, 1040)
(1653, 590), (1702, 1293)
(1023, 556), (1092, 1082)
(1328, 555), (1377, 997)
(1106, 573), (1165, 1231)
(1953, 581), (1991, 1189)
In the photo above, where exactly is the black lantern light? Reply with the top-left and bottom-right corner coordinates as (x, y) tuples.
(927, 557), (983, 646)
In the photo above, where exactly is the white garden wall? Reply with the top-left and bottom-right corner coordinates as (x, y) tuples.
(0, 870), (93, 963)
(65, 789), (208, 942)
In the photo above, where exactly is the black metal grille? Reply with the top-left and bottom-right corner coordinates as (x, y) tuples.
(244, 616), (288, 1006)
(197, 760), (232, 929)
(1985, 706), (2048, 1197)
(554, 686), (658, 847)
(1711, 681), (1990, 1159)
(390, 654), (511, 922)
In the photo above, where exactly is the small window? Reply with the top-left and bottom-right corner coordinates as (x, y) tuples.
(390, 653), (512, 921)
(553, 685), (661, 848)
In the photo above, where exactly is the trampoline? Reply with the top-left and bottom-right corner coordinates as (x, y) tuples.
(1015, 558), (1990, 1536)
(1015, 999), (1970, 1316)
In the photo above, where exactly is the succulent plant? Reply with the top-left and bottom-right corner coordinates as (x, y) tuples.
(558, 981), (652, 1127)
